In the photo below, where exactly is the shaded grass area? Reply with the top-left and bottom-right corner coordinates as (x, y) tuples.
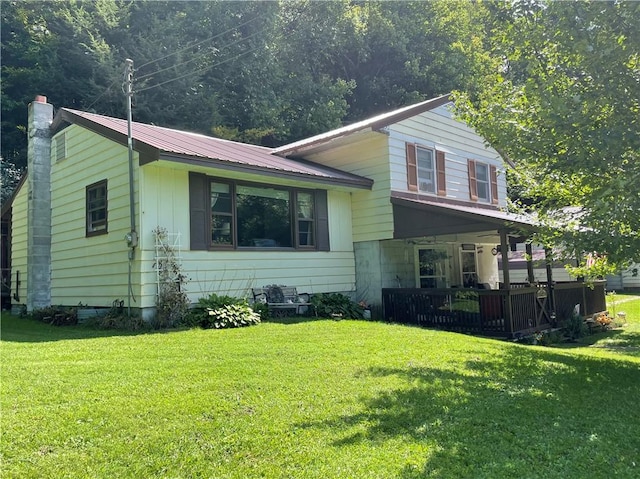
(2, 311), (639, 478)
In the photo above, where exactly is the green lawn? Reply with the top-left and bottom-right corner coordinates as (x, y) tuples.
(2, 296), (639, 479)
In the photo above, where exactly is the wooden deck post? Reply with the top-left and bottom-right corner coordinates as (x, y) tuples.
(544, 247), (555, 318)
(525, 242), (535, 284)
(500, 229), (513, 335)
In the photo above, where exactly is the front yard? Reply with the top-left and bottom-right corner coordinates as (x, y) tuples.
(1, 294), (639, 478)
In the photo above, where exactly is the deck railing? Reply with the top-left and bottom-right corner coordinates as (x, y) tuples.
(382, 281), (606, 338)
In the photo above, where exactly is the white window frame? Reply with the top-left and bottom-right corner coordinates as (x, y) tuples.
(474, 161), (491, 202)
(416, 146), (436, 194)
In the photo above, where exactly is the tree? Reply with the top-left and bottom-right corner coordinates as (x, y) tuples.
(455, 0), (640, 273)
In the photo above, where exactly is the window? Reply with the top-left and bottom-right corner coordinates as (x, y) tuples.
(475, 162), (490, 201)
(296, 191), (315, 247)
(86, 180), (107, 236)
(416, 147), (436, 193)
(406, 143), (446, 196)
(236, 184), (292, 247)
(416, 248), (450, 288)
(468, 160), (499, 204)
(460, 246), (478, 288)
(189, 173), (329, 251)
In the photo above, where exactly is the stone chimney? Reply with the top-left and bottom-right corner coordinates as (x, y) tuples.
(26, 95), (53, 311)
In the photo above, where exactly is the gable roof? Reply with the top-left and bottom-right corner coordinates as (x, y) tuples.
(273, 94), (451, 158)
(51, 109), (373, 189)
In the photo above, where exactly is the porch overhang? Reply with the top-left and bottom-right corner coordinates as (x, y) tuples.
(390, 193), (537, 240)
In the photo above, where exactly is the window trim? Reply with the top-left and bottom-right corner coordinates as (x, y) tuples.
(86, 179), (108, 237)
(416, 146), (437, 194)
(474, 161), (491, 202)
(206, 177), (321, 251)
(406, 143), (446, 196)
(468, 159), (498, 204)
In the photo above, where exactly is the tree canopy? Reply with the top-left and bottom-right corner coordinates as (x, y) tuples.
(2, 0), (637, 271)
(455, 0), (640, 272)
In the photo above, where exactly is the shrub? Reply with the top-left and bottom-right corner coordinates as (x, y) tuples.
(186, 294), (260, 329)
(252, 301), (270, 321)
(310, 293), (364, 319)
(203, 303), (261, 329)
(563, 313), (588, 341)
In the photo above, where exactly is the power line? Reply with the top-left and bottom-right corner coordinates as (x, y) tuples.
(136, 24), (269, 82)
(135, 14), (263, 72)
(85, 75), (121, 111)
(135, 25), (296, 94)
(135, 40), (270, 93)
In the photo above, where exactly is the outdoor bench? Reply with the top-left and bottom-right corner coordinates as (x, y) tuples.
(251, 285), (312, 317)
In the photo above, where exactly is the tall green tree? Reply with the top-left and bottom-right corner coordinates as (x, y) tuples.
(455, 0), (640, 272)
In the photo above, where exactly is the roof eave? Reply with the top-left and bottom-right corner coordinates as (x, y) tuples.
(157, 153), (374, 190)
(273, 93), (452, 157)
(52, 109), (160, 163)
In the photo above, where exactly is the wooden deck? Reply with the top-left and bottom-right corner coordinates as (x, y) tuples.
(382, 282), (606, 338)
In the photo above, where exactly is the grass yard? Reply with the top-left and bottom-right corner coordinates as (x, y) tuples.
(2, 295), (640, 479)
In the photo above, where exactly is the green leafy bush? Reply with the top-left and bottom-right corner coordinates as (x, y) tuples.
(203, 303), (261, 329)
(310, 293), (364, 319)
(563, 313), (588, 341)
(185, 294), (260, 329)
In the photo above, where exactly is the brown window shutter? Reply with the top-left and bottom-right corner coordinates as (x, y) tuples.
(406, 143), (418, 192)
(315, 189), (330, 251)
(490, 165), (499, 204)
(468, 160), (478, 201)
(436, 150), (446, 196)
(189, 172), (209, 250)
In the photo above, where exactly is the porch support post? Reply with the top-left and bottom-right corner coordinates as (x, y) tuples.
(525, 242), (535, 284)
(544, 247), (556, 317)
(500, 229), (511, 289)
(500, 229), (513, 336)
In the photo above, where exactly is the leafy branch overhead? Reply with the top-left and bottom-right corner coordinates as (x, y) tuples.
(454, 0), (640, 270)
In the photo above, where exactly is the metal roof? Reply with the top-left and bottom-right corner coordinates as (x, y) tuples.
(273, 94), (452, 157)
(53, 108), (373, 189)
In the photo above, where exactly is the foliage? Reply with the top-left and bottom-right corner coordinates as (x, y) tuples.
(563, 313), (589, 342)
(252, 301), (270, 322)
(153, 227), (190, 328)
(186, 293), (260, 329)
(2, 309), (640, 478)
(310, 292), (364, 319)
(455, 0), (640, 271)
(30, 305), (78, 326)
(86, 301), (147, 331)
(1, 0), (491, 167)
(0, 157), (23, 203)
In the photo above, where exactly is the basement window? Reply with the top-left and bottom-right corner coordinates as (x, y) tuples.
(86, 180), (108, 236)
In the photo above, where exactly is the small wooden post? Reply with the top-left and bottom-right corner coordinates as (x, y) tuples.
(500, 229), (513, 335)
(525, 242), (535, 284)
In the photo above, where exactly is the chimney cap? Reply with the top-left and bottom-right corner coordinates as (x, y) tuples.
(34, 95), (47, 103)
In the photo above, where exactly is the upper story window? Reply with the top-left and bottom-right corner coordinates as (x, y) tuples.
(417, 147), (436, 193)
(406, 143), (446, 196)
(468, 159), (499, 204)
(189, 173), (329, 251)
(475, 162), (490, 201)
(86, 180), (107, 236)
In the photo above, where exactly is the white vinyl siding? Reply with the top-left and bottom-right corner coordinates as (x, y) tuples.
(388, 104), (507, 206)
(49, 125), (138, 307)
(137, 164), (357, 308)
(297, 132), (393, 242)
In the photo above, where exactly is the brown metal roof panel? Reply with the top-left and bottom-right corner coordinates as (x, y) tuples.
(55, 108), (373, 188)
